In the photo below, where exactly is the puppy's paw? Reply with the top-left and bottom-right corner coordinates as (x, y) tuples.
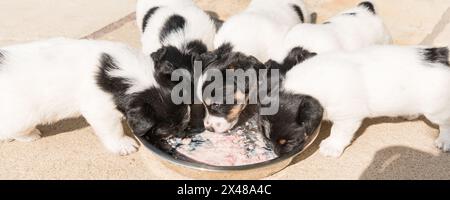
(14, 129), (42, 142)
(105, 136), (139, 156)
(434, 136), (450, 152)
(319, 138), (347, 157)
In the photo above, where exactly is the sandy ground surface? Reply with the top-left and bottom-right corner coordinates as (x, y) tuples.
(0, 0), (449, 180)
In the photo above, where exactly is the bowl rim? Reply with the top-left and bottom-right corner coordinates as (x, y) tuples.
(137, 123), (321, 173)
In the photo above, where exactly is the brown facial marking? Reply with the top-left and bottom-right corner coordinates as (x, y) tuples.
(278, 139), (287, 145)
(235, 90), (246, 104)
(226, 104), (243, 122)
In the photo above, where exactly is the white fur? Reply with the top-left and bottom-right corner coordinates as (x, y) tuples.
(0, 38), (157, 155)
(273, 2), (391, 62)
(137, 0), (217, 55)
(214, 0), (310, 62)
(283, 45), (450, 157)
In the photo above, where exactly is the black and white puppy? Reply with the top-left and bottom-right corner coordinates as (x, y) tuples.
(198, 45), (324, 156)
(271, 1), (391, 71)
(137, 0), (218, 133)
(214, 0), (311, 62)
(0, 38), (189, 155)
(200, 0), (311, 134)
(281, 45), (450, 157)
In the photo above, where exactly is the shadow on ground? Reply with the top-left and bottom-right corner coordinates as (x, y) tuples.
(37, 117), (89, 137)
(359, 146), (450, 180)
(291, 116), (439, 164)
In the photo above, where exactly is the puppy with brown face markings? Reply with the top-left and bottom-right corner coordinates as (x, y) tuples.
(199, 44), (265, 133)
(198, 44), (324, 156)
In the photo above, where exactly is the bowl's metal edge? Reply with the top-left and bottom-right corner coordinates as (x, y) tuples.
(138, 123), (322, 179)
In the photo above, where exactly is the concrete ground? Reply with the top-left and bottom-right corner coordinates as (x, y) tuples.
(0, 0), (449, 180)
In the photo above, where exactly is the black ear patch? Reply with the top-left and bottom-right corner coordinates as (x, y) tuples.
(159, 15), (186, 43)
(151, 47), (168, 62)
(142, 7), (160, 32)
(358, 1), (376, 14)
(126, 106), (155, 137)
(296, 95), (324, 135)
(291, 4), (305, 23)
(280, 47), (317, 74)
(422, 47), (449, 67)
(186, 40), (208, 56)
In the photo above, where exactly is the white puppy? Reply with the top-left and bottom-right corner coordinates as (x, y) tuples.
(0, 38), (189, 155)
(136, 0), (217, 55)
(283, 45), (450, 157)
(214, 0), (311, 62)
(273, 1), (391, 64)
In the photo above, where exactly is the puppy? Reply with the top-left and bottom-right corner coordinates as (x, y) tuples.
(282, 45), (450, 157)
(137, 0), (217, 55)
(197, 45), (324, 156)
(0, 38), (190, 155)
(272, 1), (391, 70)
(199, 0), (310, 134)
(137, 0), (217, 133)
(214, 0), (311, 62)
(199, 44), (265, 133)
(260, 93), (324, 156)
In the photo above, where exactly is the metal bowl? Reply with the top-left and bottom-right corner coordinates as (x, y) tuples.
(137, 124), (321, 179)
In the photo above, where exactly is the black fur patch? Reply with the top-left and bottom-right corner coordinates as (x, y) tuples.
(206, 11), (224, 31)
(292, 4), (305, 23)
(422, 47), (449, 66)
(159, 15), (186, 43)
(96, 53), (190, 142)
(186, 40), (208, 56)
(142, 7), (160, 32)
(262, 92), (323, 156)
(359, 1), (376, 14)
(96, 53), (131, 108)
(344, 12), (357, 16)
(265, 47), (317, 77)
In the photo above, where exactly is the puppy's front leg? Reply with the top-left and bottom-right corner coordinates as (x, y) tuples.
(434, 124), (450, 152)
(319, 119), (363, 157)
(81, 103), (139, 156)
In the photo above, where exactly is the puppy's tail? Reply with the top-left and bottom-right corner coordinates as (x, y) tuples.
(421, 47), (450, 67)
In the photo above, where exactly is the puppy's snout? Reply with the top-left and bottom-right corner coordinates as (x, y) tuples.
(206, 127), (215, 132)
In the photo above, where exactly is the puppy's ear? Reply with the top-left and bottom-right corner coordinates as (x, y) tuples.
(151, 47), (168, 62)
(283, 47), (317, 70)
(126, 107), (155, 137)
(200, 52), (218, 67)
(296, 95), (323, 135)
(265, 60), (282, 70)
(156, 62), (175, 75)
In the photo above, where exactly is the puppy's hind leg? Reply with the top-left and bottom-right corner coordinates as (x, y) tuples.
(81, 103), (139, 156)
(319, 119), (363, 157)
